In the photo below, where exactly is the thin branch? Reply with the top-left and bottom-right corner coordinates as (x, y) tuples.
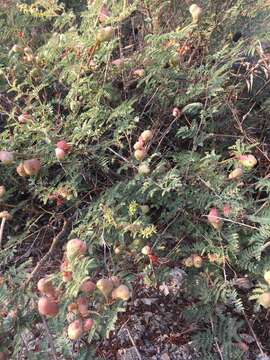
(125, 327), (142, 360)
(24, 218), (70, 288)
(243, 311), (264, 355)
(202, 214), (259, 230)
(0, 218), (6, 248)
(41, 315), (58, 360)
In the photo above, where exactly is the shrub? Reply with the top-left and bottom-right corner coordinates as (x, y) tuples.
(0, 0), (270, 358)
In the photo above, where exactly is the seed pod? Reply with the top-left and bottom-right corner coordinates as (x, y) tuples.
(133, 69), (145, 78)
(236, 342), (249, 352)
(96, 26), (114, 42)
(140, 130), (153, 142)
(112, 58), (124, 69)
(18, 113), (30, 124)
(80, 280), (96, 293)
(57, 186), (70, 199)
(66, 238), (87, 259)
(67, 303), (78, 313)
(138, 163), (150, 175)
(228, 167), (243, 180)
(172, 107), (181, 117)
(239, 154), (257, 169)
(37, 278), (56, 297)
(112, 285), (130, 301)
(141, 245), (152, 255)
(55, 148), (65, 160)
(110, 276), (121, 288)
(193, 255), (203, 268)
(17, 163), (27, 177)
(134, 149), (147, 161)
(264, 271), (270, 286)
(189, 4), (203, 23)
(76, 296), (89, 317)
(114, 246), (121, 255)
(208, 253), (219, 263)
(62, 271), (73, 282)
(0, 186), (6, 198)
(38, 297), (59, 317)
(98, 4), (109, 23)
(96, 278), (114, 298)
(11, 44), (23, 53)
(0, 211), (12, 220)
(0, 151), (14, 165)
(133, 139), (144, 151)
(68, 320), (83, 340)
(83, 318), (94, 332)
(23, 159), (41, 176)
(56, 140), (70, 152)
(183, 256), (194, 267)
(223, 203), (231, 217)
(258, 292), (270, 309)
(207, 208), (222, 230)
(24, 46), (33, 55)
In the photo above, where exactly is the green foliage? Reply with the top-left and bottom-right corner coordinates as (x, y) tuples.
(0, 0), (270, 358)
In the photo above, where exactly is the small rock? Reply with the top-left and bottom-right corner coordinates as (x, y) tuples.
(160, 353), (170, 360)
(141, 298), (158, 305)
(118, 347), (141, 360)
(240, 333), (255, 344)
(256, 355), (270, 360)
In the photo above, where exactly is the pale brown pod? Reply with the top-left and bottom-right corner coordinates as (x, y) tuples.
(23, 159), (41, 176)
(96, 278), (114, 298)
(68, 320), (83, 340)
(112, 285), (130, 301)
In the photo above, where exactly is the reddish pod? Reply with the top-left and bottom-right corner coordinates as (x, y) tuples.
(66, 239), (87, 259)
(207, 208), (222, 230)
(83, 318), (94, 332)
(23, 159), (41, 176)
(80, 280), (96, 293)
(223, 204), (231, 217)
(56, 140), (70, 153)
(38, 297), (59, 317)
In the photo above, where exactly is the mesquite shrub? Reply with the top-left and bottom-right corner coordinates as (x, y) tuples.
(0, 0), (270, 359)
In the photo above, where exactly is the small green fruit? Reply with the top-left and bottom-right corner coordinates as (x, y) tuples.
(96, 26), (114, 42)
(141, 205), (150, 214)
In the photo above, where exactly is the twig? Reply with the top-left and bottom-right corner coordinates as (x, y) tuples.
(210, 318), (224, 360)
(24, 218), (70, 288)
(0, 217), (6, 248)
(243, 311), (264, 355)
(41, 315), (58, 360)
(202, 214), (259, 230)
(125, 327), (142, 360)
